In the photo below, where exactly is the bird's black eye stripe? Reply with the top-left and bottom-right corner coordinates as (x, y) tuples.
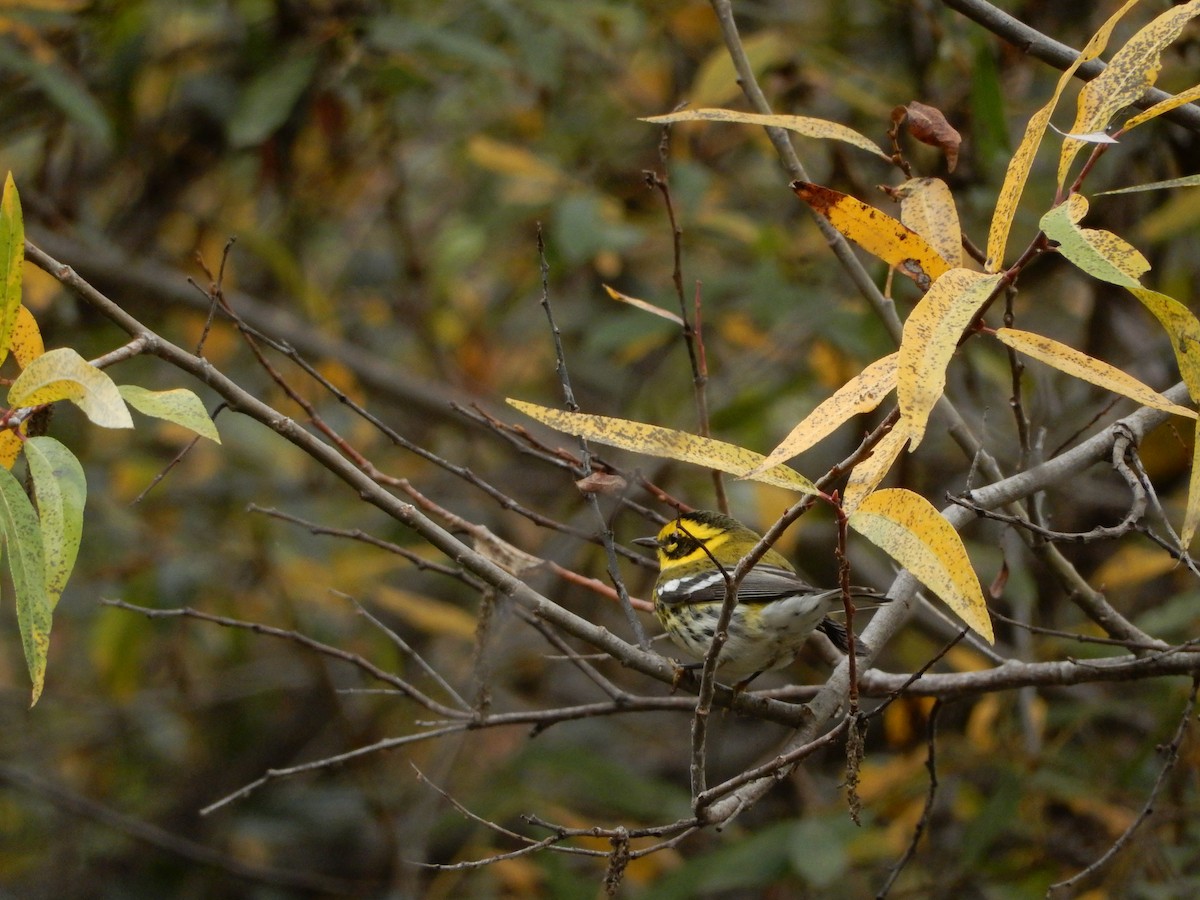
(663, 530), (700, 558)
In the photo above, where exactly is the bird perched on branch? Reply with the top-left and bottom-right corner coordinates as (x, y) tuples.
(634, 510), (882, 686)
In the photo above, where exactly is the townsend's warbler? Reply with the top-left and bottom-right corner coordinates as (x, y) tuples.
(634, 510), (881, 685)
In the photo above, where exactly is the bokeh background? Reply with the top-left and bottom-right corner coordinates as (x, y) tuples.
(3, 1), (1200, 896)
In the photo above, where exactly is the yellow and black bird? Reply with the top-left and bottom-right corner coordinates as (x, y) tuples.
(635, 510), (881, 684)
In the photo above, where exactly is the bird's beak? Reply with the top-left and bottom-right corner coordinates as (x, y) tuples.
(632, 536), (659, 548)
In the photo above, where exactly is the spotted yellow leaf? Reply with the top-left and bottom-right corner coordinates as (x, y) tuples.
(1184, 425), (1200, 548)
(792, 182), (949, 290)
(986, 0), (1140, 270)
(753, 353), (897, 473)
(642, 109), (890, 161)
(507, 399), (818, 495)
(10, 305), (44, 369)
(1059, 0), (1200, 186)
(895, 177), (962, 268)
(842, 427), (909, 515)
(996, 327), (1194, 419)
(897, 269), (1004, 448)
(849, 488), (992, 643)
(1120, 84), (1200, 132)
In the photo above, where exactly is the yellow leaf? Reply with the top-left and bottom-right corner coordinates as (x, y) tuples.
(754, 352), (898, 472)
(466, 134), (567, 184)
(1037, 198), (1200, 409)
(1091, 543), (1180, 589)
(642, 109), (889, 160)
(897, 269), (1004, 448)
(507, 399), (819, 495)
(894, 177), (963, 268)
(8, 347), (133, 429)
(1120, 83), (1200, 132)
(1179, 428), (1200, 547)
(995, 327), (1195, 419)
(0, 172), (24, 368)
(792, 182), (949, 289)
(602, 284), (683, 325)
(849, 488), (992, 643)
(10, 305), (44, 369)
(1059, 0), (1200, 186)
(986, 0), (1140, 269)
(688, 32), (789, 107)
(372, 585), (477, 641)
(0, 428), (21, 470)
(842, 427), (909, 515)
(118, 385), (221, 443)
(1142, 291), (1200, 401)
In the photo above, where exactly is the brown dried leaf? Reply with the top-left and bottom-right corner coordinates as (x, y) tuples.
(901, 101), (961, 172)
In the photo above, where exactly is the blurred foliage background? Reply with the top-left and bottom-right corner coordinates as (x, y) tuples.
(3, 0), (1200, 896)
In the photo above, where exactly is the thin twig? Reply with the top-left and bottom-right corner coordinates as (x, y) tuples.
(535, 225), (649, 648)
(1046, 676), (1199, 896)
(876, 699), (947, 898)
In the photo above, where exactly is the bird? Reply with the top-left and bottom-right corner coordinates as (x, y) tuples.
(634, 509), (881, 685)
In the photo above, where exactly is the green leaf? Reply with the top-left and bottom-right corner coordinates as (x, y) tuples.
(24, 436), (86, 611)
(0, 41), (113, 149)
(0, 173), (23, 368)
(1098, 174), (1200, 195)
(8, 347), (133, 429)
(118, 385), (221, 444)
(227, 53), (319, 148)
(0, 465), (50, 705)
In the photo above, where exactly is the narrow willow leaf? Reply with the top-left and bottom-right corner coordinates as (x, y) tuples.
(1185, 423), (1200, 548)
(507, 399), (819, 495)
(8, 347), (133, 429)
(0, 173), (24, 368)
(1127, 287), (1200, 405)
(1041, 196), (1149, 289)
(792, 182), (949, 290)
(986, 0), (1140, 269)
(24, 436), (86, 611)
(0, 465), (50, 704)
(118, 385), (221, 443)
(1059, 0), (1200, 186)
(642, 109), (890, 160)
(10, 305), (44, 368)
(1037, 199), (1200, 405)
(849, 488), (992, 642)
(754, 353), (898, 472)
(602, 284), (684, 325)
(1120, 84), (1200, 132)
(841, 427), (909, 516)
(1099, 174), (1200, 195)
(897, 269), (1004, 448)
(996, 327), (1195, 419)
(895, 177), (963, 268)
